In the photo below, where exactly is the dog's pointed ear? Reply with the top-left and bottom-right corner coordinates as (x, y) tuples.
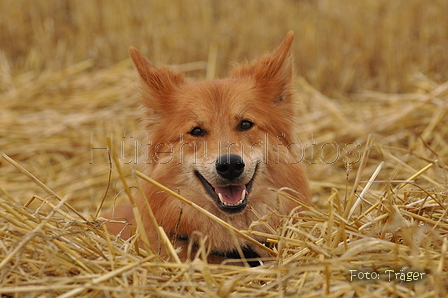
(267, 30), (294, 80)
(129, 47), (186, 109)
(230, 31), (294, 103)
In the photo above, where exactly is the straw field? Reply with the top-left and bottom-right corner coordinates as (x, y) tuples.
(1, 0), (448, 297)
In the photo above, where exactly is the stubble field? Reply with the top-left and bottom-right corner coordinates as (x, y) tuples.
(1, 0), (447, 297)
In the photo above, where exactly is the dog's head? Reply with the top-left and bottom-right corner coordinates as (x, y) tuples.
(130, 32), (302, 215)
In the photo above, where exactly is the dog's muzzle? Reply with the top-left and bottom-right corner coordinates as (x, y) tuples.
(195, 154), (256, 214)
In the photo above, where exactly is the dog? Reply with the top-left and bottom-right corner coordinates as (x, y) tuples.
(105, 31), (311, 265)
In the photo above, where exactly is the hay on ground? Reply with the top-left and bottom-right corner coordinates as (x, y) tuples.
(0, 60), (447, 296)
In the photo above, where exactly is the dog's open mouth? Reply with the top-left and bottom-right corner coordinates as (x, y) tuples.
(195, 170), (256, 214)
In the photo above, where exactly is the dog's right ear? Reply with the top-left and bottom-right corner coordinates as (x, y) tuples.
(129, 47), (186, 108)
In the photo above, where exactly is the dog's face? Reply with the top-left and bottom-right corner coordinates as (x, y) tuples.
(130, 32), (301, 216)
(161, 79), (266, 214)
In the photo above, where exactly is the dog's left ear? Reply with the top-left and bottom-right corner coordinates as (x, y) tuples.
(264, 30), (294, 84)
(230, 31), (294, 103)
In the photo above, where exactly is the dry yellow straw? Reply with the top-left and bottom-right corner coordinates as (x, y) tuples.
(107, 138), (154, 255)
(347, 161), (384, 219)
(57, 255), (157, 298)
(397, 163), (434, 190)
(206, 42), (218, 80)
(0, 195), (68, 270)
(1, 153), (87, 222)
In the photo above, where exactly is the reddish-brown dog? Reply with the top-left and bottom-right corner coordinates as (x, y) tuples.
(106, 31), (310, 265)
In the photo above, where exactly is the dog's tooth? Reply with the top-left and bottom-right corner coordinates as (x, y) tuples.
(218, 193), (224, 204)
(241, 190), (246, 201)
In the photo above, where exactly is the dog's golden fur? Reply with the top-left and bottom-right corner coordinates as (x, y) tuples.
(106, 32), (310, 263)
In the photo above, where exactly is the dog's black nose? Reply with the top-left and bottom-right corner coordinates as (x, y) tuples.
(216, 154), (245, 180)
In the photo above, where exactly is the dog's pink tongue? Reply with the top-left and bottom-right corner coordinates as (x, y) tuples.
(215, 185), (247, 205)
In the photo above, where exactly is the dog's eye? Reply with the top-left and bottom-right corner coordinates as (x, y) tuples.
(238, 120), (254, 131)
(189, 126), (206, 136)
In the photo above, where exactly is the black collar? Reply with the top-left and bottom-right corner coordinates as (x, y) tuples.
(212, 246), (262, 267)
(175, 235), (264, 267)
